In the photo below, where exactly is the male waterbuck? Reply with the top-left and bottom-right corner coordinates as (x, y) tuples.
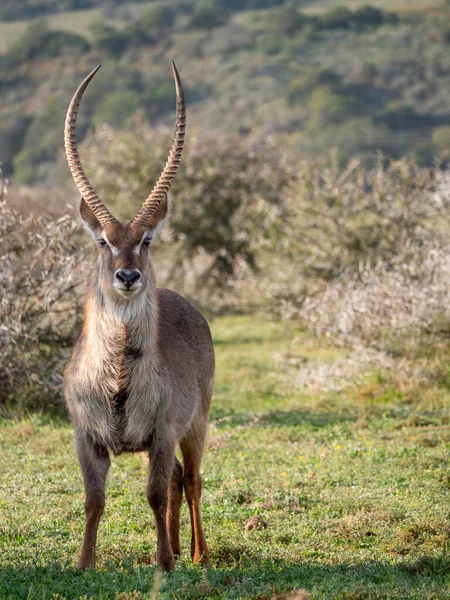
(63, 63), (214, 572)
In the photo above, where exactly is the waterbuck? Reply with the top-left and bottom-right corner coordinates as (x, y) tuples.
(63, 63), (214, 572)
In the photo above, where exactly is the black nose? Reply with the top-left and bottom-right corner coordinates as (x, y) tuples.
(115, 269), (141, 289)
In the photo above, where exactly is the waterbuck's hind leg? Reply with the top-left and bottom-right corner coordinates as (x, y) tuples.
(167, 457), (183, 557)
(147, 439), (177, 572)
(76, 431), (111, 570)
(180, 415), (210, 565)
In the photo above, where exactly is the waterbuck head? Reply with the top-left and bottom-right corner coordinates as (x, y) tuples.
(64, 63), (185, 301)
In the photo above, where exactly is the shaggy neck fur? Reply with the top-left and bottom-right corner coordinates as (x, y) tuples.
(82, 264), (159, 398)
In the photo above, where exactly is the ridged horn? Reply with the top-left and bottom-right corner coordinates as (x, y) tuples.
(64, 65), (117, 227)
(132, 61), (186, 228)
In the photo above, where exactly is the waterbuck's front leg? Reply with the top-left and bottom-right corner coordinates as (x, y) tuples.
(76, 430), (111, 570)
(167, 457), (183, 557)
(147, 439), (176, 572)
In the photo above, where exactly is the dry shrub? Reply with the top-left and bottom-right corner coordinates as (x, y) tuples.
(0, 173), (84, 412)
(3, 126), (450, 410)
(281, 157), (450, 371)
(81, 126), (450, 361)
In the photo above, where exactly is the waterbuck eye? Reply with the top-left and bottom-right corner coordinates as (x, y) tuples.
(98, 239), (107, 246)
(143, 238), (152, 248)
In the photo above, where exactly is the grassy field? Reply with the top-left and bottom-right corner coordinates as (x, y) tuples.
(1, 314), (450, 599)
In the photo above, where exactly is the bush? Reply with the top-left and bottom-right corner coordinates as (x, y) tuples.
(284, 157), (450, 361)
(93, 89), (141, 127)
(287, 69), (341, 105)
(7, 20), (89, 64)
(190, 0), (229, 29)
(307, 85), (363, 127)
(0, 115), (30, 176)
(354, 5), (385, 26)
(319, 5), (398, 30)
(244, 0), (285, 7)
(140, 4), (176, 29)
(320, 6), (353, 29)
(0, 0), (96, 21)
(216, 0), (285, 9)
(380, 102), (421, 130)
(90, 23), (130, 57)
(432, 125), (450, 154)
(141, 75), (178, 119)
(0, 174), (83, 413)
(268, 4), (307, 35)
(362, 5), (398, 26)
(409, 142), (435, 167)
(124, 4), (177, 45)
(13, 94), (67, 184)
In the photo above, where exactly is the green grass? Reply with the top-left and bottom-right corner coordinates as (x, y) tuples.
(1, 315), (450, 599)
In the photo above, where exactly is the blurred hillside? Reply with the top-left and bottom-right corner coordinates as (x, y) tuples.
(1, 0), (450, 184)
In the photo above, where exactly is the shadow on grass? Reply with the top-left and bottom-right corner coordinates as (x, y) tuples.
(259, 408), (356, 430)
(208, 407), (357, 438)
(1, 553), (448, 600)
(213, 335), (270, 347)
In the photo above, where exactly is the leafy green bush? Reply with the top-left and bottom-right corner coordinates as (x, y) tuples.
(0, 0), (97, 21)
(320, 6), (353, 29)
(141, 75), (178, 119)
(0, 115), (30, 176)
(139, 4), (176, 29)
(217, 0), (285, 9)
(307, 85), (363, 127)
(409, 142), (435, 167)
(244, 0), (285, 7)
(319, 4), (398, 30)
(90, 23), (130, 56)
(380, 102), (420, 130)
(287, 69), (341, 105)
(268, 4), (307, 35)
(93, 89), (141, 126)
(7, 20), (89, 64)
(261, 4), (398, 56)
(432, 125), (450, 154)
(13, 94), (67, 183)
(190, 0), (229, 29)
(353, 5), (397, 27)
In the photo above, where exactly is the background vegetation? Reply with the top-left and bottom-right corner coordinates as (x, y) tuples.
(2, 0), (450, 598)
(1, 0), (450, 183)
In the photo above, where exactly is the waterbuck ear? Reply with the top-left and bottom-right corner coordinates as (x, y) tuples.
(80, 197), (101, 237)
(148, 193), (172, 239)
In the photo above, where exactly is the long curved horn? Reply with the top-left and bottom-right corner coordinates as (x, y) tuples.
(132, 61), (186, 228)
(64, 65), (118, 227)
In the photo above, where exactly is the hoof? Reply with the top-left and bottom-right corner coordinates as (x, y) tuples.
(192, 551), (210, 565)
(77, 558), (94, 570)
(158, 551), (176, 572)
